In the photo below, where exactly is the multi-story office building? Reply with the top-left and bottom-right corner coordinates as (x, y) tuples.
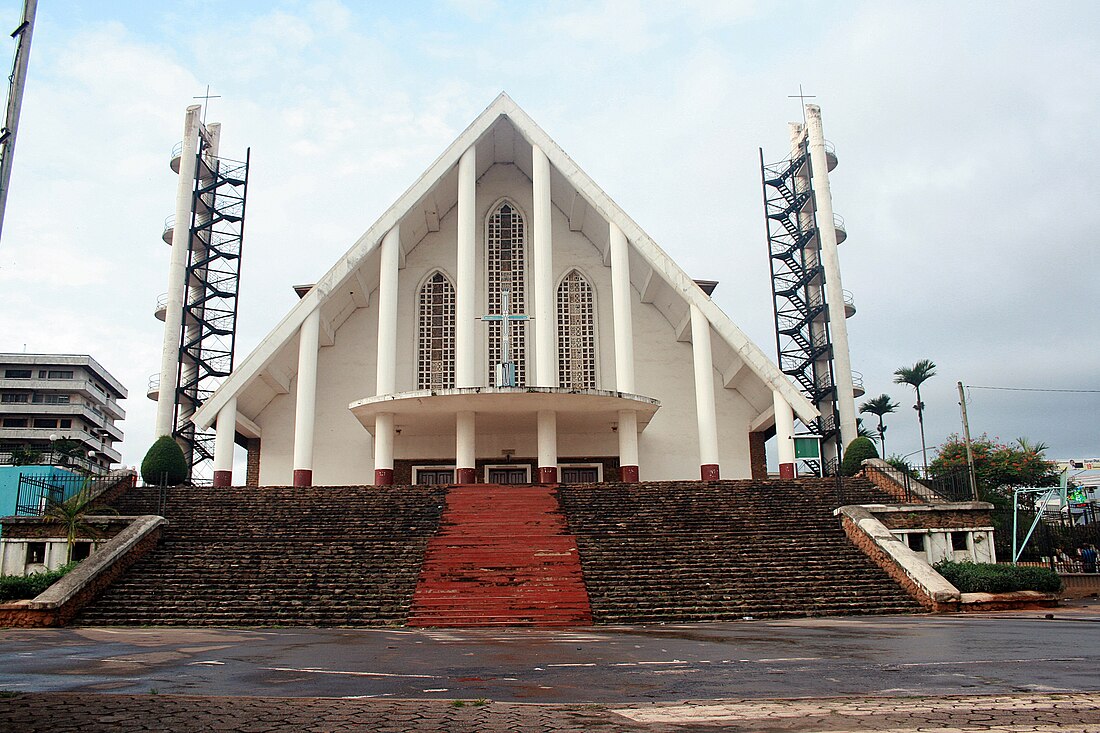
(0, 354), (126, 472)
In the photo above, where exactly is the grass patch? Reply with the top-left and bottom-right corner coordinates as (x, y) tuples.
(933, 560), (1063, 594)
(0, 563), (78, 602)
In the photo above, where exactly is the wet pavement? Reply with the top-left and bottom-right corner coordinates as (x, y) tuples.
(1, 604), (1098, 730)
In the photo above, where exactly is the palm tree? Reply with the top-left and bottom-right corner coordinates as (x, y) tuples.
(894, 359), (937, 475)
(860, 394), (899, 455)
(43, 484), (115, 564)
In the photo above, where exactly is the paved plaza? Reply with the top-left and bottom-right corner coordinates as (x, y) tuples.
(1, 604), (1097, 731)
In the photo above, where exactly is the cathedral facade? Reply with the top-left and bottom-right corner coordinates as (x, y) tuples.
(191, 94), (816, 487)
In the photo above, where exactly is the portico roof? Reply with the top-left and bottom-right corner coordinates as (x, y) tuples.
(349, 387), (660, 437)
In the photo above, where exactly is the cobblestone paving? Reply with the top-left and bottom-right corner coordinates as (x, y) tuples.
(1, 692), (1098, 732)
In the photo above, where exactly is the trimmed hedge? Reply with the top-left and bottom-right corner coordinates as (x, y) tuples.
(841, 436), (880, 476)
(933, 560), (1063, 594)
(141, 436), (189, 486)
(0, 563), (77, 602)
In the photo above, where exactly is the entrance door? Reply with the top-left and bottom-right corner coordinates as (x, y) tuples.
(415, 469), (454, 485)
(487, 467), (529, 484)
(560, 466), (599, 484)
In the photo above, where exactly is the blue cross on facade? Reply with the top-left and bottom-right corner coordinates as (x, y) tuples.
(480, 287), (528, 387)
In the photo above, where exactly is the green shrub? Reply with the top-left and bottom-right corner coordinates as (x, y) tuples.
(0, 563), (77, 602)
(933, 560), (1063, 594)
(8, 446), (43, 465)
(841, 436), (880, 476)
(140, 436), (189, 486)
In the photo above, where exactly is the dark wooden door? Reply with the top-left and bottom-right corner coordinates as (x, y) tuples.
(560, 467), (599, 484)
(416, 469), (454, 485)
(487, 468), (529, 484)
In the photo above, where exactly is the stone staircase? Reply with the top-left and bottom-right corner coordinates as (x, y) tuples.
(76, 484), (445, 626)
(407, 485), (592, 627)
(556, 477), (923, 624)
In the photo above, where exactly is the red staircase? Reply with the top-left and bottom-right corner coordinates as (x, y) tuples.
(407, 484), (593, 627)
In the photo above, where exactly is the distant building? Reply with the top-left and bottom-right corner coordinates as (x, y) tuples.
(0, 354), (126, 472)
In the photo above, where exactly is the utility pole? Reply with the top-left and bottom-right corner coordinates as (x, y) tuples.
(0, 0), (37, 246)
(958, 381), (979, 500)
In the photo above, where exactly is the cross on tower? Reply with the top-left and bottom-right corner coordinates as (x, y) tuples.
(480, 287), (528, 387)
(788, 84), (816, 124)
(193, 85), (221, 124)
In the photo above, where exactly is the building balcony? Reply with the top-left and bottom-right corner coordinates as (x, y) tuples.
(0, 427), (122, 463)
(154, 293), (167, 322)
(843, 289), (856, 318)
(0, 403), (122, 442)
(824, 140), (838, 171)
(162, 215), (174, 245)
(147, 373), (159, 402)
(851, 370), (865, 398)
(170, 141), (183, 174)
(833, 213), (846, 244)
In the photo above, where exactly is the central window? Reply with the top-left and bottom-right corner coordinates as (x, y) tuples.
(486, 200), (527, 386)
(417, 271), (456, 390)
(557, 269), (596, 389)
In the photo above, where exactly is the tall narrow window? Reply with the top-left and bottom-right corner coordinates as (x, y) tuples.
(417, 271), (456, 390)
(557, 269), (596, 390)
(486, 201), (527, 386)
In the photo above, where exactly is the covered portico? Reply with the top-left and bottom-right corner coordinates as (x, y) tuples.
(349, 387), (660, 485)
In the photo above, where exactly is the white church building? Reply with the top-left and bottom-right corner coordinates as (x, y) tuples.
(189, 94), (818, 488)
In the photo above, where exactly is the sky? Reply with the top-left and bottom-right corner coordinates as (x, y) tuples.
(0, 0), (1097, 472)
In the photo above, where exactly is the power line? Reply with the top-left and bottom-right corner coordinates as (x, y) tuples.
(967, 385), (1100, 394)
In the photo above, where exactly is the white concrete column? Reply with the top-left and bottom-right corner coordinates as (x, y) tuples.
(374, 412), (394, 486)
(805, 104), (857, 451)
(690, 304), (720, 480)
(212, 396), (237, 487)
(456, 146), (478, 388)
(617, 408), (639, 482)
(532, 144), (555, 387)
(292, 308), (320, 487)
(155, 105), (202, 438)
(537, 409), (558, 483)
(376, 225), (400, 395)
(609, 222), (635, 393)
(455, 410), (476, 484)
(773, 390), (797, 479)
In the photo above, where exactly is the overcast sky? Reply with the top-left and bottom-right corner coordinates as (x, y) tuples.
(0, 0), (1096, 472)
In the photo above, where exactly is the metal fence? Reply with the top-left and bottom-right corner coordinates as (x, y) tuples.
(989, 507), (1100, 571)
(14, 473), (91, 516)
(861, 464), (974, 503)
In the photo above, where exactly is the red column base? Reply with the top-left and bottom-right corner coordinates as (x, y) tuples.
(700, 463), (720, 481)
(292, 469), (312, 488)
(619, 465), (639, 482)
(779, 462), (796, 479)
(455, 467), (476, 484)
(537, 466), (558, 484)
(375, 468), (394, 486)
(212, 470), (232, 488)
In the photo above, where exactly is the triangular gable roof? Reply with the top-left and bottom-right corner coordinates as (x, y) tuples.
(192, 93), (816, 431)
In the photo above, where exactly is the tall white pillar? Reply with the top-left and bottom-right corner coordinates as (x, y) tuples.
(610, 221), (639, 481)
(773, 390), (797, 479)
(292, 308), (320, 487)
(456, 146), (478, 388)
(374, 412), (394, 486)
(155, 105), (202, 439)
(617, 409), (639, 483)
(212, 396), (236, 487)
(690, 304), (720, 481)
(805, 104), (857, 452)
(456, 410), (476, 484)
(532, 145), (555, 387)
(376, 225), (400, 394)
(537, 409), (558, 483)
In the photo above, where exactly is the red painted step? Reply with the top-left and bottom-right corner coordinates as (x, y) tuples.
(407, 485), (593, 628)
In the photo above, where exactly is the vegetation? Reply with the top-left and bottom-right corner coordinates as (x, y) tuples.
(859, 393), (899, 455)
(933, 560), (1063, 594)
(140, 436), (189, 486)
(8, 446), (43, 465)
(43, 485), (115, 564)
(894, 359), (937, 473)
(841, 436), (880, 476)
(885, 455), (918, 478)
(929, 434), (1059, 506)
(0, 563), (77, 602)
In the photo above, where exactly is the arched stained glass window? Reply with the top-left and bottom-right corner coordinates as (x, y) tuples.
(557, 269), (596, 390)
(486, 201), (527, 386)
(417, 271), (456, 390)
